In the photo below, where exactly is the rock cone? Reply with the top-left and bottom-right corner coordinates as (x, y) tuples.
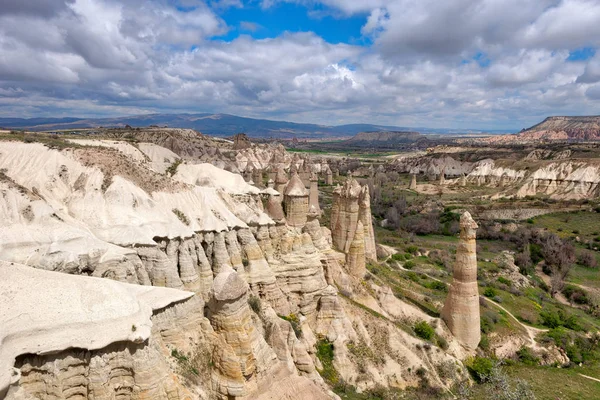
(441, 212), (481, 350)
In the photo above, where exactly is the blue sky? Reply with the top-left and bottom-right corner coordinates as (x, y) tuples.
(216, 2), (369, 45)
(1, 0), (600, 130)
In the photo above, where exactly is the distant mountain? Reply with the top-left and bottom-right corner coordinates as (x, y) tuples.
(521, 116), (600, 140)
(0, 113), (504, 138)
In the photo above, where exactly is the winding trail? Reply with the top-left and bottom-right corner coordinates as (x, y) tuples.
(579, 373), (600, 383)
(386, 254), (549, 346)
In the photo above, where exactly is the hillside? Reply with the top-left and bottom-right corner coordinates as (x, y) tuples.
(347, 130), (423, 144)
(521, 116), (600, 140)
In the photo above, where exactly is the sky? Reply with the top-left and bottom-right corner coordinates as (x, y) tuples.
(1, 0), (600, 130)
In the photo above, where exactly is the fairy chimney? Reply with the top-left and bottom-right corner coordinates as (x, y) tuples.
(325, 166), (333, 185)
(275, 167), (288, 195)
(330, 178), (377, 273)
(460, 174), (467, 187)
(441, 212), (481, 350)
(308, 171), (321, 215)
(409, 174), (417, 190)
(439, 167), (445, 185)
(264, 182), (285, 223)
(283, 173), (309, 228)
(346, 220), (366, 278)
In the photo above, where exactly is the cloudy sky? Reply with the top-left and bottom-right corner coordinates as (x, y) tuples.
(1, 0), (599, 130)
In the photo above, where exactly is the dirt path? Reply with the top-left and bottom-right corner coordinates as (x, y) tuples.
(484, 297), (548, 347)
(579, 373), (600, 384)
(535, 265), (571, 306)
(391, 259), (548, 346)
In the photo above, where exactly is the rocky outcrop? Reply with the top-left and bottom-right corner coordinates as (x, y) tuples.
(233, 133), (252, 150)
(330, 179), (376, 268)
(283, 173), (309, 228)
(441, 212), (481, 350)
(0, 261), (195, 399)
(410, 174), (417, 190)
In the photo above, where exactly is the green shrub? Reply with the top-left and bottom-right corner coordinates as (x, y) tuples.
(404, 260), (416, 269)
(406, 245), (419, 255)
(425, 280), (447, 292)
(516, 346), (539, 365)
(172, 208), (190, 225)
(406, 271), (420, 282)
(391, 253), (405, 261)
(279, 313), (302, 338)
(316, 338), (339, 384)
(479, 334), (490, 350)
(414, 320), (435, 341)
(529, 243), (543, 265)
(497, 276), (512, 286)
(467, 357), (494, 383)
(539, 308), (581, 331)
(248, 295), (261, 314)
(483, 287), (497, 298)
(562, 285), (590, 305)
(437, 335), (449, 350)
(165, 158), (182, 176)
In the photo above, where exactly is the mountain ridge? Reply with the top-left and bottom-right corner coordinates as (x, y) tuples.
(0, 113), (505, 138)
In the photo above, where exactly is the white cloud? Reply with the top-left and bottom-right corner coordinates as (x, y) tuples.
(0, 0), (599, 130)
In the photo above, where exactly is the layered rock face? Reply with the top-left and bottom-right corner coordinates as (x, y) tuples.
(330, 179), (376, 277)
(283, 173), (309, 228)
(441, 212), (481, 350)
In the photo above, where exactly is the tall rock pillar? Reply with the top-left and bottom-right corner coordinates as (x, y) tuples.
(325, 167), (333, 185)
(409, 174), (417, 190)
(308, 171), (321, 215)
(275, 167), (288, 196)
(441, 212), (481, 350)
(283, 173), (309, 228)
(330, 178), (377, 277)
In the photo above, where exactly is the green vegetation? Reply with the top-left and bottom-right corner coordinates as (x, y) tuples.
(316, 337), (339, 385)
(413, 320), (435, 341)
(278, 313), (302, 338)
(166, 158), (182, 176)
(248, 295), (261, 314)
(172, 208), (190, 225)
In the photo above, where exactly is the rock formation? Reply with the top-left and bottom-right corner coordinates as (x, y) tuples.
(0, 134), (478, 399)
(253, 168), (263, 188)
(283, 173), (309, 228)
(275, 166), (288, 195)
(324, 166), (333, 185)
(233, 133), (251, 150)
(410, 174), (417, 190)
(308, 171), (321, 215)
(441, 212), (481, 350)
(330, 179), (376, 277)
(264, 184), (285, 224)
(439, 167), (445, 185)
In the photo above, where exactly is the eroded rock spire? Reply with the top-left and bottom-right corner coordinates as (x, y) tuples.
(441, 211), (481, 350)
